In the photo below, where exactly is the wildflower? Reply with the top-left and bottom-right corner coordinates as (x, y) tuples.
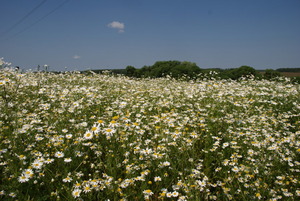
(166, 192), (173, 198)
(143, 189), (153, 196)
(80, 122), (88, 127)
(44, 158), (54, 164)
(109, 120), (119, 127)
(91, 124), (100, 133)
(32, 161), (43, 169)
(54, 151), (64, 158)
(223, 159), (229, 166)
(222, 142), (229, 148)
(215, 167), (222, 172)
(83, 131), (93, 140)
(190, 132), (198, 138)
(9, 192), (16, 197)
(97, 120), (104, 125)
(75, 151), (83, 157)
(75, 182), (81, 188)
(135, 176), (145, 181)
(119, 101), (127, 108)
(64, 158), (72, 163)
(18, 174), (29, 183)
(143, 189), (154, 200)
(72, 189), (82, 198)
(197, 180), (206, 187)
(0, 80), (6, 85)
(18, 154), (27, 160)
(63, 176), (72, 183)
(255, 193), (262, 199)
(141, 148), (153, 155)
(232, 166), (239, 173)
(23, 169), (34, 178)
(163, 161), (170, 166)
(178, 196), (187, 201)
(172, 191), (179, 197)
(154, 176), (162, 182)
(103, 128), (116, 136)
(83, 185), (91, 193)
(66, 134), (73, 139)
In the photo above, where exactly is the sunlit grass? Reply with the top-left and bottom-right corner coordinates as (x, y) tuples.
(1, 68), (299, 200)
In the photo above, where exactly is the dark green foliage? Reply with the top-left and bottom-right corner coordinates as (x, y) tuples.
(230, 65), (257, 79)
(74, 62), (300, 82)
(110, 69), (127, 74)
(137, 60), (202, 78)
(219, 66), (257, 80)
(263, 69), (281, 79)
(136, 65), (152, 77)
(291, 76), (300, 84)
(125, 66), (137, 77)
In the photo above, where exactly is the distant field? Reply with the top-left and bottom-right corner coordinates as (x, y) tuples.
(280, 72), (300, 77)
(259, 71), (300, 78)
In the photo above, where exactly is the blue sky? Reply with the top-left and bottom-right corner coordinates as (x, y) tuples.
(0, 0), (300, 71)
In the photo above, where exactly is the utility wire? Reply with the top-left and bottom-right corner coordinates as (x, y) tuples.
(3, 0), (70, 40)
(12, 0), (71, 38)
(0, 0), (48, 36)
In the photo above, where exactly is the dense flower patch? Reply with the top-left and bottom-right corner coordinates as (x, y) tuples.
(0, 68), (299, 200)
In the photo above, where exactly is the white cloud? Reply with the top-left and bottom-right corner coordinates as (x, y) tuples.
(107, 21), (125, 33)
(73, 55), (81, 59)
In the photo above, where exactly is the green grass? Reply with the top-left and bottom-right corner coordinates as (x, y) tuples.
(1, 68), (300, 200)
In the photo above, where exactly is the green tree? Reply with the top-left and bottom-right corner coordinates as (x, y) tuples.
(225, 66), (257, 80)
(264, 69), (281, 79)
(138, 60), (201, 78)
(125, 66), (137, 77)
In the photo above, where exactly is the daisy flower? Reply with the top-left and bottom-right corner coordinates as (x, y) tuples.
(83, 131), (93, 140)
(44, 158), (54, 164)
(18, 174), (29, 183)
(103, 128), (116, 136)
(143, 189), (153, 196)
(64, 158), (72, 163)
(66, 134), (73, 139)
(32, 161), (43, 169)
(63, 176), (72, 183)
(91, 124), (100, 134)
(23, 169), (34, 178)
(83, 185), (91, 193)
(54, 151), (64, 158)
(154, 176), (162, 182)
(72, 189), (81, 198)
(172, 191), (179, 197)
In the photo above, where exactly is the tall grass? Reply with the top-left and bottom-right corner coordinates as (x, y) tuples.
(0, 68), (299, 200)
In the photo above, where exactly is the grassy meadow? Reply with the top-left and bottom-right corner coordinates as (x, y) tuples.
(0, 68), (300, 200)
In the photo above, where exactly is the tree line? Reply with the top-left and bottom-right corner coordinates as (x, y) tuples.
(82, 60), (299, 82)
(122, 60), (290, 80)
(125, 61), (261, 80)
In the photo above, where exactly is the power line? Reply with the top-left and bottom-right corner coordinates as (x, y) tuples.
(12, 0), (71, 38)
(0, 0), (48, 36)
